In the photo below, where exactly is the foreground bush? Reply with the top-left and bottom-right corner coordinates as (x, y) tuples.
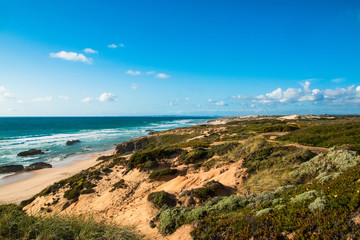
(191, 166), (360, 239)
(0, 204), (142, 240)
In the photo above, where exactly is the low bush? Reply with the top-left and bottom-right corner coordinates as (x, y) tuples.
(244, 145), (316, 174)
(178, 148), (210, 164)
(128, 147), (181, 169)
(208, 142), (242, 156)
(148, 191), (176, 209)
(259, 124), (300, 132)
(149, 168), (178, 179)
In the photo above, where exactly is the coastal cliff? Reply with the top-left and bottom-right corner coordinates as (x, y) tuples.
(4, 115), (360, 239)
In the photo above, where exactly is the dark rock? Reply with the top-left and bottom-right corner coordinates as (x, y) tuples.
(66, 140), (81, 146)
(145, 129), (157, 135)
(0, 165), (24, 173)
(24, 162), (52, 171)
(114, 137), (149, 155)
(17, 149), (45, 157)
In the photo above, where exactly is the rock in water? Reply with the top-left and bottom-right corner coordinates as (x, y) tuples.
(66, 140), (81, 146)
(17, 149), (45, 157)
(0, 165), (24, 173)
(145, 129), (157, 135)
(24, 162), (52, 171)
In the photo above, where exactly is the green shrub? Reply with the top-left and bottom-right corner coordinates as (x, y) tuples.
(308, 197), (326, 212)
(128, 147), (181, 169)
(193, 188), (215, 203)
(64, 188), (81, 200)
(148, 191), (176, 209)
(256, 207), (273, 216)
(259, 124), (300, 132)
(149, 168), (178, 179)
(208, 142), (242, 156)
(290, 190), (318, 203)
(178, 148), (209, 164)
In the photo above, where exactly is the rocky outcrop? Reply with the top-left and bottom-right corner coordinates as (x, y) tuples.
(17, 149), (45, 157)
(66, 140), (81, 146)
(24, 162), (52, 171)
(145, 129), (157, 135)
(114, 137), (149, 155)
(0, 165), (24, 174)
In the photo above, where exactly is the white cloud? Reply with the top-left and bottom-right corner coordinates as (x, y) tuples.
(232, 95), (249, 100)
(146, 71), (155, 75)
(0, 86), (14, 100)
(81, 97), (93, 103)
(32, 96), (52, 102)
(108, 43), (124, 48)
(17, 100), (24, 104)
(83, 48), (98, 54)
(233, 81), (360, 105)
(99, 93), (117, 102)
(215, 101), (226, 106)
(208, 98), (213, 102)
(108, 44), (118, 48)
(131, 83), (139, 90)
(169, 101), (174, 106)
(156, 73), (171, 79)
(331, 78), (345, 83)
(266, 88), (282, 99)
(59, 95), (69, 100)
(50, 51), (92, 64)
(126, 70), (141, 76)
(185, 97), (190, 101)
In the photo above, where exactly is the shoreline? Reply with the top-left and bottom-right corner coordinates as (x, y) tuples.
(0, 149), (114, 204)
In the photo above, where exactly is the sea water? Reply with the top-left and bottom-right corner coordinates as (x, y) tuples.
(0, 117), (212, 177)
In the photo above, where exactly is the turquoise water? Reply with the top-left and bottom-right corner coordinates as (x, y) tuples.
(0, 117), (212, 169)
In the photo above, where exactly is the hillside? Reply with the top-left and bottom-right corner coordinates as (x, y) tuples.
(3, 115), (360, 239)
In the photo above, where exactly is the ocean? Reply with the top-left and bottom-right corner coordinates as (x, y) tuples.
(0, 117), (212, 174)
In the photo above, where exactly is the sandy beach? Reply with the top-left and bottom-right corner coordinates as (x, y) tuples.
(0, 150), (113, 204)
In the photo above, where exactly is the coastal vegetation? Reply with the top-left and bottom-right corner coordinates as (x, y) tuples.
(0, 204), (142, 240)
(4, 115), (360, 239)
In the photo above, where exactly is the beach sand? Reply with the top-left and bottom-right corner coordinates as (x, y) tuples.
(0, 150), (113, 204)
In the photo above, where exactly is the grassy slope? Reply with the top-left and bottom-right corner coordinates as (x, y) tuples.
(0, 204), (142, 240)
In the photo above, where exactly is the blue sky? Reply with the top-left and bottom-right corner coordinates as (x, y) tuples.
(1, 0), (360, 116)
